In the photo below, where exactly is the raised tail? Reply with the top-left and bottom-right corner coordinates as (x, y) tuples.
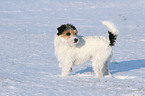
(102, 21), (118, 46)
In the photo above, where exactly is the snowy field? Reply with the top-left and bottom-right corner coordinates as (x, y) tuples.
(0, 0), (145, 96)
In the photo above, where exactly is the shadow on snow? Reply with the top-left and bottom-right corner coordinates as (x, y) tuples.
(74, 60), (145, 75)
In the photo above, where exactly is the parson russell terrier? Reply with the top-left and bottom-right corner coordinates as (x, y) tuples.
(54, 21), (118, 78)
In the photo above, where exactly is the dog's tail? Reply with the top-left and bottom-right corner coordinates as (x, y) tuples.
(102, 21), (118, 46)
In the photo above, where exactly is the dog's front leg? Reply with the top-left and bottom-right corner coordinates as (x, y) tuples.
(61, 61), (73, 77)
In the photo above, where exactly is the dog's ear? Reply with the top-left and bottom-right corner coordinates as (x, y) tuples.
(57, 24), (66, 36)
(67, 24), (76, 30)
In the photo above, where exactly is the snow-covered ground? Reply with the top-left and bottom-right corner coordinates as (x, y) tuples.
(0, 0), (145, 96)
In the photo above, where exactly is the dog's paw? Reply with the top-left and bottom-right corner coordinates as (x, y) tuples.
(108, 72), (111, 76)
(61, 72), (69, 77)
(95, 73), (103, 78)
(96, 75), (103, 78)
(59, 63), (62, 68)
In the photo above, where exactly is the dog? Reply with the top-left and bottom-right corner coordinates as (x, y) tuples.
(54, 21), (118, 78)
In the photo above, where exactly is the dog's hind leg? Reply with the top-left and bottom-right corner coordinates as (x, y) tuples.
(102, 55), (112, 76)
(92, 60), (104, 78)
(102, 60), (110, 76)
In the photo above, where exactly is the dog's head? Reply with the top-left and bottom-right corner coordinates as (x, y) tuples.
(57, 24), (79, 46)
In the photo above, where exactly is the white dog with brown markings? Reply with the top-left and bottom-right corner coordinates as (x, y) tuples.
(54, 21), (118, 78)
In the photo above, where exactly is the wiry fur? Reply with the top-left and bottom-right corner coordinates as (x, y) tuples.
(54, 21), (118, 78)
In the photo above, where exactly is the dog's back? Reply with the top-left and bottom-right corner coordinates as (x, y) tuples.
(73, 36), (112, 65)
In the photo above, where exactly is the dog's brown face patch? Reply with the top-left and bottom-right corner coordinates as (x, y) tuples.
(60, 29), (78, 40)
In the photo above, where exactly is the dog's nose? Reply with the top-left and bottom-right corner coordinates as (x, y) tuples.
(74, 38), (78, 43)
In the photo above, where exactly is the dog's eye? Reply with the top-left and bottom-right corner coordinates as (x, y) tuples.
(66, 32), (71, 36)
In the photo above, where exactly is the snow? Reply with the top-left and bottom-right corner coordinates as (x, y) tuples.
(0, 0), (145, 96)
